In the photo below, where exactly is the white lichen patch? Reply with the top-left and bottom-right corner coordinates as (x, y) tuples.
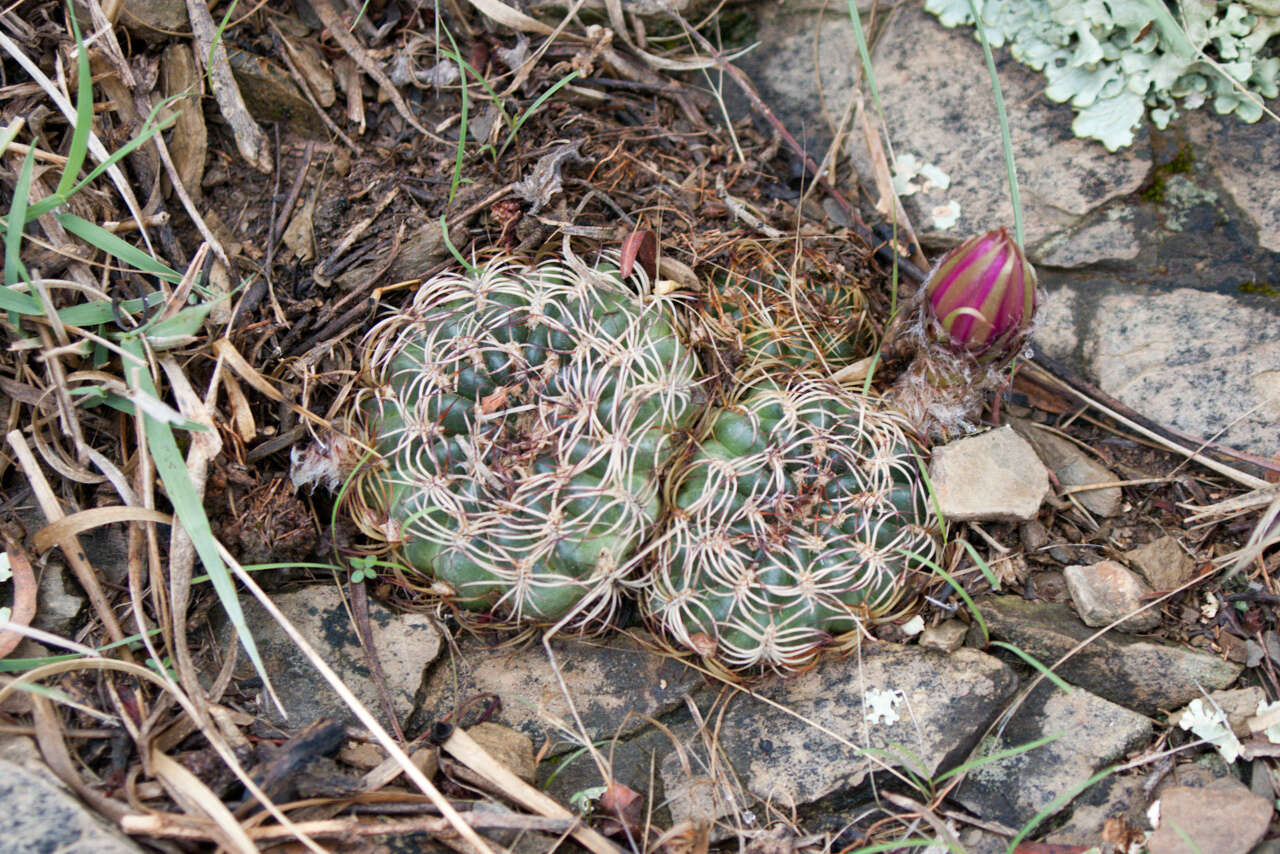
(864, 687), (906, 725)
(1179, 697), (1244, 763)
(925, 0), (1280, 150)
(931, 200), (962, 229)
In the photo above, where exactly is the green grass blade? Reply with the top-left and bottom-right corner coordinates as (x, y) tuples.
(56, 213), (182, 282)
(56, 8), (93, 200)
(56, 293), (162, 327)
(900, 545), (988, 644)
(500, 71), (579, 154)
(988, 641), (1074, 693)
(1005, 764), (1118, 852)
(27, 99), (177, 222)
(120, 338), (272, 694)
(933, 731), (1064, 784)
(966, 0), (1023, 246)
(4, 148), (34, 288)
(959, 538), (1001, 591)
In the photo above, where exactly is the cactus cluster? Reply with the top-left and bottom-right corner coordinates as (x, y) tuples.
(307, 246), (985, 673)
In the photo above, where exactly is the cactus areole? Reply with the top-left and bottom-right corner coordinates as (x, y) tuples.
(343, 256), (703, 626)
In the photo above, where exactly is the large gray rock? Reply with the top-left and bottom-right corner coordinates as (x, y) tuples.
(1186, 108), (1280, 253)
(223, 586), (441, 728)
(929, 426), (1050, 522)
(956, 682), (1153, 827)
(976, 596), (1241, 714)
(415, 630), (700, 754)
(1034, 282), (1280, 458)
(660, 645), (1017, 827)
(736, 3), (1149, 254)
(0, 738), (144, 854)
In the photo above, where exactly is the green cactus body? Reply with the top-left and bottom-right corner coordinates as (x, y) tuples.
(349, 256), (703, 626)
(643, 377), (939, 672)
(700, 242), (873, 375)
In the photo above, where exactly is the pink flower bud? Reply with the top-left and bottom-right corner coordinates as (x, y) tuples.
(925, 228), (1038, 362)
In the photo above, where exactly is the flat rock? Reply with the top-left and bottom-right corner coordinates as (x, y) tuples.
(1032, 207), (1142, 268)
(0, 745), (144, 853)
(1045, 773), (1151, 847)
(1009, 419), (1123, 517)
(1125, 536), (1196, 592)
(929, 426), (1050, 522)
(736, 3), (1149, 255)
(956, 682), (1153, 828)
(223, 586), (441, 728)
(977, 596), (1241, 714)
(118, 0), (189, 37)
(660, 645), (1017, 827)
(1148, 785), (1272, 854)
(1034, 283), (1280, 458)
(415, 630), (700, 755)
(1186, 108), (1280, 253)
(1064, 560), (1159, 632)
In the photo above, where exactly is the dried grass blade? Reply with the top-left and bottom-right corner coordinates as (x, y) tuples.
(32, 507), (170, 554)
(0, 545), (38, 659)
(151, 750), (258, 854)
(119, 339), (273, 701)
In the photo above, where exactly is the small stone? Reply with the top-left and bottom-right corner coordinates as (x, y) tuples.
(1147, 785), (1271, 854)
(218, 586), (442, 728)
(1125, 536), (1196, 591)
(0, 751), (145, 853)
(1020, 519), (1050, 553)
(117, 0), (189, 38)
(1064, 560), (1160, 631)
(33, 561), (84, 638)
(919, 619), (968, 653)
(1174, 687), (1265, 738)
(977, 597), (1242, 714)
(956, 682), (1154, 827)
(466, 722), (536, 784)
(1010, 419), (1123, 517)
(929, 426), (1051, 522)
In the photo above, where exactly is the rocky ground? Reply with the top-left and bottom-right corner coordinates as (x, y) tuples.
(2, 0), (1278, 852)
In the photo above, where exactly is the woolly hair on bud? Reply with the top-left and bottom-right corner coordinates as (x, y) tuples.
(335, 254), (706, 629)
(641, 375), (940, 673)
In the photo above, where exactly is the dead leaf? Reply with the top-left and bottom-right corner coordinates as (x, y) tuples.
(513, 141), (583, 214)
(596, 780), (643, 837)
(620, 229), (656, 280)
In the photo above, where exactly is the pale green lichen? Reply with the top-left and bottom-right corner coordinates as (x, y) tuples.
(924, 0), (1280, 150)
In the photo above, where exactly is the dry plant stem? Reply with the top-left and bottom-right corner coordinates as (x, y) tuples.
(185, 0), (272, 173)
(0, 541), (37, 658)
(0, 32), (152, 252)
(3, 658), (330, 854)
(150, 749), (258, 853)
(442, 727), (625, 854)
(217, 544), (497, 854)
(308, 0), (444, 144)
(270, 25), (360, 151)
(31, 695), (133, 822)
(1021, 357), (1273, 488)
(123, 811), (576, 841)
(669, 14), (868, 233)
(880, 792), (967, 852)
(6, 430), (130, 647)
(347, 579), (407, 743)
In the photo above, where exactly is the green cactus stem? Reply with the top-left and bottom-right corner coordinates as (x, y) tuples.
(342, 254), (705, 627)
(642, 376), (940, 672)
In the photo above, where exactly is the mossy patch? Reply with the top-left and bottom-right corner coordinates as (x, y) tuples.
(1140, 145), (1195, 204)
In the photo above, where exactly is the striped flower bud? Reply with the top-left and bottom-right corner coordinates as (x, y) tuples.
(924, 228), (1038, 363)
